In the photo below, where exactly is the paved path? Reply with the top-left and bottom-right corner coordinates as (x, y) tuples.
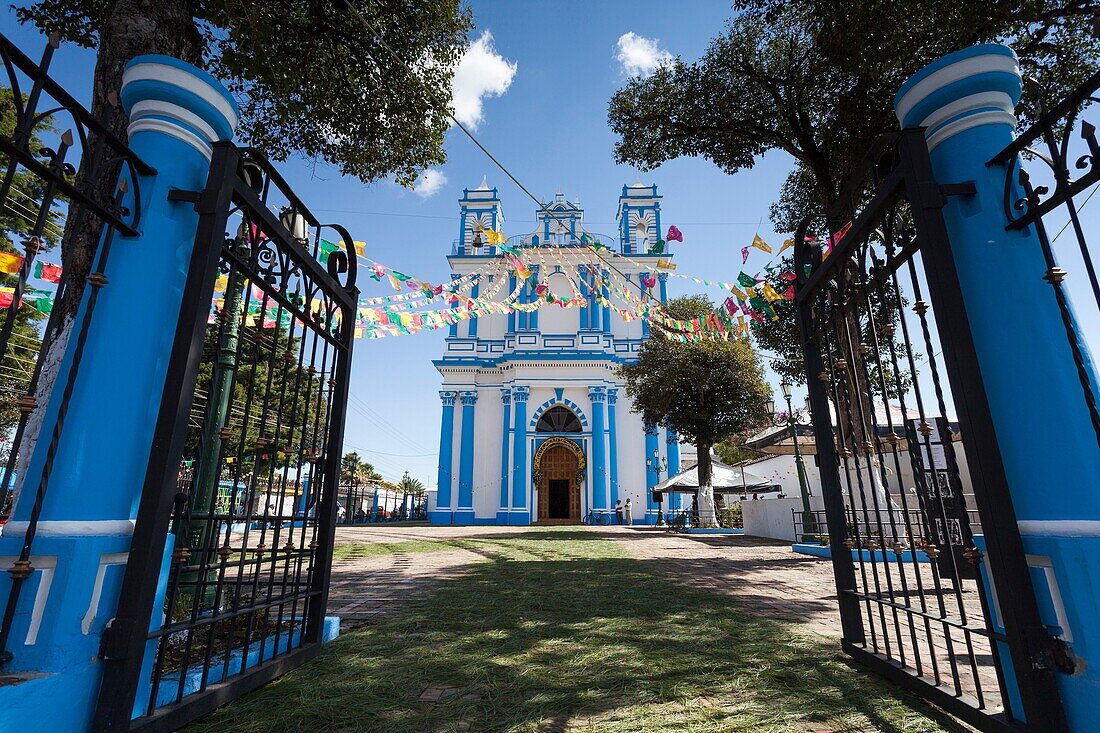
(327, 524), (841, 638)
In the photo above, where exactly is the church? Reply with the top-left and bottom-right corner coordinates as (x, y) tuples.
(430, 179), (684, 525)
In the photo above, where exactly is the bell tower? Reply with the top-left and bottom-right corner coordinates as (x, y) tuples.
(616, 180), (662, 254)
(458, 176), (504, 254)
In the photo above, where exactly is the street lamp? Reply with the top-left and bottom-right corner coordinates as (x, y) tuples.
(646, 448), (668, 525)
(773, 381), (818, 542)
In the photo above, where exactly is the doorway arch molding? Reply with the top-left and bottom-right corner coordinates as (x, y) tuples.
(532, 436), (586, 485)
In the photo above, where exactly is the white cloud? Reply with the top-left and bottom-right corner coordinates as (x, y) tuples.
(413, 168), (448, 198)
(615, 32), (673, 77)
(451, 31), (517, 129)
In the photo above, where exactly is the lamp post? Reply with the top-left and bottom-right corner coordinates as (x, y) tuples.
(646, 448), (668, 525)
(769, 381), (817, 541)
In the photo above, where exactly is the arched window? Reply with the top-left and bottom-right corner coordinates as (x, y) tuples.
(536, 406), (582, 433)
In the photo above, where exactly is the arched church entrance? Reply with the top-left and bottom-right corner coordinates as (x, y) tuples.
(538, 446), (580, 522)
(533, 436), (585, 524)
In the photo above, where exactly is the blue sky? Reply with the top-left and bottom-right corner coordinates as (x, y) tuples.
(2, 2), (800, 485)
(5, 3), (1095, 487)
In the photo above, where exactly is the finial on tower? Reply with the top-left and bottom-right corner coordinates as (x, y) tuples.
(475, 175), (490, 190)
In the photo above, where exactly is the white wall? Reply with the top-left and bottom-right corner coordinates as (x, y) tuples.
(742, 495), (827, 541)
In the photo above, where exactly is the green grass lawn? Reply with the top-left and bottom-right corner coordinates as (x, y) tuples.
(332, 539), (458, 561)
(186, 528), (968, 733)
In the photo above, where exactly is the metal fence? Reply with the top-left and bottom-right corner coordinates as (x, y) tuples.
(795, 128), (1066, 732)
(336, 480), (427, 524)
(793, 508), (983, 544)
(0, 32), (152, 663)
(988, 70), (1100, 449)
(92, 143), (357, 731)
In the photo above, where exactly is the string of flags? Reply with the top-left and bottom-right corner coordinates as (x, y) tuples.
(198, 216), (852, 345)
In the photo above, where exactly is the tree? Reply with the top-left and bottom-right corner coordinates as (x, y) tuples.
(341, 451), (382, 485)
(619, 296), (772, 526)
(610, 1), (1099, 235)
(608, 2), (1097, 490)
(13, 0), (473, 469)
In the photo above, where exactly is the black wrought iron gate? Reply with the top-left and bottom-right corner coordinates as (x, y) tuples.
(795, 129), (1067, 732)
(92, 142), (358, 731)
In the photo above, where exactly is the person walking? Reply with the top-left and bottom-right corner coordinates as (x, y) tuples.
(615, 499), (624, 525)
(623, 497), (633, 526)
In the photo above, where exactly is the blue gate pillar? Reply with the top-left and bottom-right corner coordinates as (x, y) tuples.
(454, 391), (478, 524)
(588, 387), (608, 512)
(0, 55), (237, 730)
(431, 390), (457, 524)
(510, 386), (530, 524)
(896, 44), (1100, 728)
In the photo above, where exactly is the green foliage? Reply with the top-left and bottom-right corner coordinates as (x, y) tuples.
(619, 295), (772, 481)
(185, 321), (326, 479)
(0, 86), (62, 435)
(341, 451), (382, 485)
(714, 439), (763, 466)
(718, 502), (743, 528)
(397, 471), (426, 499)
(15, 0), (474, 186)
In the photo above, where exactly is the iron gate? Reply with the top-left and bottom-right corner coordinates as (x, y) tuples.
(794, 129), (1067, 732)
(92, 142), (358, 731)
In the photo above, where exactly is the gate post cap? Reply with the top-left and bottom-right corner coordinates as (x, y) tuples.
(894, 44), (1021, 150)
(120, 55), (238, 159)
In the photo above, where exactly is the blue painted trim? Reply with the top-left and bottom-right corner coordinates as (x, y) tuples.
(512, 388), (529, 511)
(589, 387), (608, 510)
(608, 391), (619, 506)
(436, 394), (456, 509)
(499, 392), (511, 513)
(684, 528), (744, 535)
(791, 543), (930, 563)
(894, 44), (1017, 108)
(124, 54), (239, 114)
(457, 393), (477, 509)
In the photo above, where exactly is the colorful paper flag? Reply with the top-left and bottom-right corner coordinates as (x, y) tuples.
(33, 260), (62, 283)
(751, 234), (772, 254)
(666, 225), (683, 242)
(0, 251), (24, 274)
(778, 238), (795, 255)
(656, 258), (676, 270)
(741, 247), (750, 264)
(737, 272), (758, 288)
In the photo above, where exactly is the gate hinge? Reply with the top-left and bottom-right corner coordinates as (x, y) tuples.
(167, 188), (203, 209)
(940, 181), (976, 197)
(98, 617), (136, 661)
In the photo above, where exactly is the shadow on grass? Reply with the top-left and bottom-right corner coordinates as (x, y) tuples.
(186, 531), (973, 733)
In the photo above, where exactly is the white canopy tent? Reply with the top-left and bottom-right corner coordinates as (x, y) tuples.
(653, 459), (776, 496)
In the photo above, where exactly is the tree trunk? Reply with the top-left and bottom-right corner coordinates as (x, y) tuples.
(695, 442), (719, 528)
(15, 0), (200, 503)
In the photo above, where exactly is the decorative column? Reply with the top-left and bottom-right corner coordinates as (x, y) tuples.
(608, 388), (620, 507)
(506, 274), (516, 334)
(455, 390), (478, 524)
(658, 272), (669, 303)
(497, 389), (512, 524)
(601, 268), (611, 332)
(529, 265), (540, 331)
(510, 386), (531, 524)
(666, 429), (682, 511)
(588, 386), (608, 512)
(645, 424), (660, 523)
(468, 276), (480, 338)
(896, 45), (1100, 728)
(0, 55), (237, 728)
(432, 391), (458, 524)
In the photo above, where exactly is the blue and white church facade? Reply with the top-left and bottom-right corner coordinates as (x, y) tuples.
(430, 180), (684, 525)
